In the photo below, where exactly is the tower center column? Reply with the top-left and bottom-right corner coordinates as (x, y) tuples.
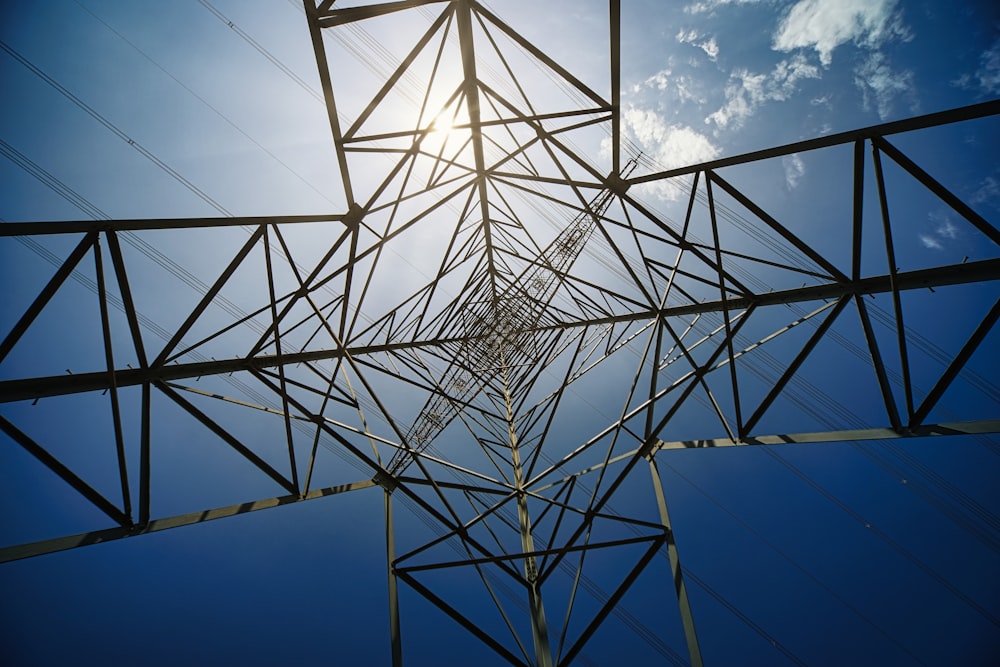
(499, 340), (553, 667)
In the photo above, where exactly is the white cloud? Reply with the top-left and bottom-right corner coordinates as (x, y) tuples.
(625, 107), (720, 168)
(699, 37), (720, 61)
(772, 56), (822, 95)
(782, 153), (805, 189)
(676, 29), (700, 44)
(919, 211), (961, 250)
(954, 37), (1000, 96)
(643, 69), (672, 91)
(619, 105), (720, 200)
(919, 234), (943, 250)
(971, 175), (1000, 208)
(676, 29), (720, 61)
(773, 0), (909, 66)
(936, 219), (958, 240)
(684, 0), (762, 15)
(854, 51), (916, 120)
(706, 54), (820, 129)
(638, 69), (706, 105)
(673, 75), (706, 104)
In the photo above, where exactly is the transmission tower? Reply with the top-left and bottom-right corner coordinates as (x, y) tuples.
(2, 2), (999, 665)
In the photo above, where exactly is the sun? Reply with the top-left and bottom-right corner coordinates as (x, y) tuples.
(419, 101), (473, 157)
(421, 115), (457, 154)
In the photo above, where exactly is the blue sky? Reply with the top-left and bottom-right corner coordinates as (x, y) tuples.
(1, 1), (999, 665)
(618, 0), (998, 157)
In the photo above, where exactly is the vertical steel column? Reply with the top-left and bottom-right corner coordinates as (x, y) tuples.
(610, 0), (621, 178)
(648, 456), (704, 667)
(385, 490), (403, 667)
(499, 343), (553, 667)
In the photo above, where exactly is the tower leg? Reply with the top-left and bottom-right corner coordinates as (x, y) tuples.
(649, 456), (704, 667)
(385, 490), (403, 667)
(502, 348), (554, 667)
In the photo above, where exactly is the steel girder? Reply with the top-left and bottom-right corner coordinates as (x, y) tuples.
(1, 1), (998, 665)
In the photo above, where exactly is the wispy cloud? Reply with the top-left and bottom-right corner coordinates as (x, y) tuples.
(684, 0), (763, 15)
(637, 68), (707, 106)
(705, 54), (820, 129)
(782, 153), (805, 189)
(677, 29), (700, 44)
(854, 51), (916, 120)
(676, 29), (721, 61)
(699, 37), (720, 61)
(970, 174), (1000, 209)
(937, 219), (958, 239)
(772, 0), (910, 66)
(918, 234), (943, 250)
(919, 211), (961, 251)
(953, 37), (1000, 96)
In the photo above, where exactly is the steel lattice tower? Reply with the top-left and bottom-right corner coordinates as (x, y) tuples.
(2, 2), (999, 665)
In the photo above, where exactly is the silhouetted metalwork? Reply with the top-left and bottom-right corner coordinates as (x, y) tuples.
(1, 2), (998, 665)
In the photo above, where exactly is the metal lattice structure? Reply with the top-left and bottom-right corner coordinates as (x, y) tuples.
(2, 2), (999, 665)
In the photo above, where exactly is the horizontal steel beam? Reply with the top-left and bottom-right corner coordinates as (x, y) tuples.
(4, 104), (992, 237)
(629, 99), (1000, 183)
(653, 419), (1000, 451)
(541, 256), (1000, 330)
(0, 479), (375, 563)
(1, 258), (997, 404)
(395, 533), (661, 572)
(0, 213), (347, 237)
(0, 336), (470, 403)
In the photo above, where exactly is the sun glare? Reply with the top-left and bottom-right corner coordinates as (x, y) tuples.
(420, 101), (472, 156)
(422, 116), (456, 153)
